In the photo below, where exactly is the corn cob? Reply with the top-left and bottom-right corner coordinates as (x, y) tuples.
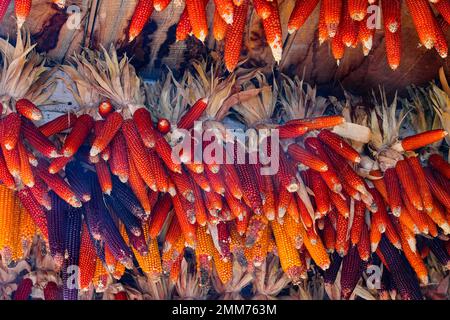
(214, 0), (234, 23)
(129, 0), (154, 42)
(395, 160), (423, 211)
(0, 147), (15, 189)
(109, 132), (129, 183)
(0, 185), (18, 258)
(329, 191), (350, 218)
(14, 0), (31, 28)
(46, 191), (67, 267)
(1, 144), (20, 179)
(277, 150), (299, 192)
(236, 163), (263, 214)
(191, 182), (208, 226)
(1, 113), (21, 151)
(222, 163), (243, 198)
(127, 155), (151, 214)
(403, 191), (429, 234)
(331, 25), (345, 61)
(18, 140), (34, 186)
(285, 115), (345, 129)
(148, 149), (169, 192)
(428, 153), (450, 179)
(79, 222), (97, 291)
(90, 112), (123, 157)
(348, 0), (366, 21)
(133, 108), (157, 148)
(322, 217), (336, 252)
(43, 282), (59, 300)
(122, 120), (157, 190)
(147, 194), (171, 238)
(48, 155), (72, 175)
(309, 170), (331, 217)
(13, 278), (33, 300)
(323, 0), (342, 37)
(112, 177), (148, 221)
(335, 211), (349, 256)
(172, 194), (196, 247)
(318, 130), (361, 163)
(253, 0), (273, 20)
(405, 0), (439, 49)
(170, 169), (194, 202)
(318, 1), (328, 43)
(224, 0), (248, 72)
(176, 6), (192, 41)
(154, 0), (171, 11)
(189, 170), (211, 192)
(277, 123), (308, 139)
(358, 220), (371, 261)
(212, 245), (233, 285)
(155, 133), (182, 173)
(105, 195), (142, 237)
(30, 176), (51, 209)
(340, 0), (358, 47)
(287, 143), (328, 172)
(323, 252), (342, 288)
(177, 98), (208, 130)
(358, 11), (375, 53)
(62, 207), (82, 300)
(427, 238), (450, 269)
(381, 0), (401, 33)
(396, 130), (448, 152)
(216, 221), (232, 261)
(196, 225), (214, 285)
(36, 162), (81, 208)
(60, 114), (94, 158)
(186, 0), (208, 41)
(424, 168), (450, 210)
(212, 10), (228, 40)
(299, 220), (331, 270)
(65, 162), (91, 203)
(0, 0), (11, 23)
(383, 168), (402, 216)
(340, 245), (364, 299)
(350, 200), (366, 245)
(204, 189), (223, 215)
(434, 0), (450, 24)
(405, 156), (433, 213)
(15, 99), (42, 121)
(288, 0), (319, 33)
(384, 216), (401, 249)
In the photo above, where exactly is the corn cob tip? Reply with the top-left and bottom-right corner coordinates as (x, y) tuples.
(90, 146), (101, 157)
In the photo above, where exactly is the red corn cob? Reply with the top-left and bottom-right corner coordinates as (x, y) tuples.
(224, 0), (248, 72)
(427, 200), (450, 235)
(403, 192), (429, 234)
(1, 145), (20, 178)
(213, 9), (228, 40)
(288, 0), (319, 33)
(129, 0), (154, 42)
(330, 191), (350, 218)
(351, 200), (366, 245)
(186, 0), (208, 41)
(286, 192), (300, 223)
(424, 167), (450, 210)
(384, 24), (402, 70)
(14, 278), (33, 300)
(318, 130), (361, 163)
(17, 140), (34, 187)
(357, 223), (370, 261)
(405, 0), (439, 49)
(310, 170), (331, 217)
(154, 0), (170, 11)
(381, 0), (401, 33)
(348, 0), (367, 21)
(222, 163), (243, 199)
(61, 114), (94, 158)
(122, 120), (157, 190)
(43, 282), (59, 300)
(36, 162), (81, 208)
(395, 160), (423, 211)
(48, 156), (72, 174)
(383, 168), (402, 216)
(170, 169), (194, 202)
(429, 153), (450, 179)
(15, 99), (42, 121)
(177, 98), (208, 130)
(27, 151), (37, 167)
(155, 134), (182, 173)
(262, 175), (276, 220)
(288, 143), (328, 172)
(172, 194), (196, 247)
(148, 194), (172, 239)
(358, 11), (376, 54)
(318, 1), (328, 44)
(434, 0), (450, 24)
(277, 123), (308, 139)
(14, 0), (31, 28)
(95, 159), (112, 195)
(253, 0), (272, 19)
(285, 115), (345, 129)
(331, 25), (345, 61)
(406, 156), (433, 212)
(127, 156), (152, 215)
(369, 187), (390, 231)
(22, 120), (60, 158)
(18, 188), (48, 237)
(0, 0), (11, 23)
(189, 170), (211, 192)
(384, 216), (401, 249)
(30, 176), (51, 209)
(109, 132), (129, 183)
(79, 222), (97, 290)
(323, 0), (342, 37)
(236, 163), (263, 214)
(0, 148), (16, 189)
(335, 212), (349, 256)
(192, 182), (208, 226)
(147, 149), (169, 192)
(214, 0), (234, 23)
(277, 150), (299, 192)
(204, 189), (223, 215)
(296, 193), (313, 228)
(90, 112), (123, 157)
(323, 217), (336, 252)
(1, 113), (21, 151)
(340, 0), (358, 47)
(205, 168), (226, 195)
(133, 108), (157, 148)
(176, 6), (192, 41)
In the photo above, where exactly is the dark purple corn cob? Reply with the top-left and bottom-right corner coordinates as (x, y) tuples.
(427, 238), (450, 269)
(217, 221), (231, 261)
(14, 278), (33, 300)
(379, 268), (395, 300)
(378, 236), (423, 300)
(100, 209), (134, 269)
(324, 252), (343, 285)
(105, 194), (142, 237)
(340, 245), (364, 300)
(46, 191), (68, 268)
(83, 174), (106, 240)
(43, 281), (60, 300)
(112, 177), (147, 221)
(65, 162), (92, 203)
(62, 207), (83, 301)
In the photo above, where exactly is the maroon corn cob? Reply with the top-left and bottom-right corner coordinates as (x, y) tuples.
(14, 278), (33, 300)
(340, 245), (364, 300)
(43, 282), (60, 300)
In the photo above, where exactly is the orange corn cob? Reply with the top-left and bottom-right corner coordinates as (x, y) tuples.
(340, 0), (358, 47)
(48, 156), (72, 174)
(249, 225), (269, 266)
(277, 123), (308, 139)
(17, 140), (34, 188)
(357, 222), (370, 260)
(15, 99), (42, 121)
(322, 217), (336, 252)
(110, 132), (129, 183)
(1, 113), (21, 151)
(213, 10), (228, 40)
(401, 237), (429, 284)
(148, 149), (169, 192)
(204, 189), (223, 215)
(186, 0), (208, 41)
(358, 12), (375, 54)
(95, 160), (112, 195)
(296, 193), (313, 228)
(381, 0), (401, 33)
(90, 112), (123, 157)
(406, 156), (433, 212)
(148, 194), (171, 239)
(288, 0), (319, 33)
(428, 153), (450, 179)
(253, 0), (272, 19)
(318, 1), (328, 43)
(383, 168), (402, 216)
(284, 213), (303, 249)
(128, 156), (151, 214)
(176, 6), (192, 41)
(309, 170), (331, 217)
(335, 211), (349, 256)
(384, 27), (401, 70)
(424, 168), (450, 210)
(172, 194), (196, 247)
(192, 182), (208, 226)
(224, 0), (248, 72)
(369, 170), (388, 203)
(350, 200), (366, 245)
(287, 143), (328, 172)
(286, 193), (300, 223)
(403, 193), (429, 234)
(405, 0), (439, 49)
(15, 0), (31, 28)
(154, 0), (171, 11)
(318, 130), (361, 163)
(331, 25), (345, 61)
(384, 217), (401, 249)
(163, 218), (181, 252)
(1, 145), (20, 178)
(0, 148), (16, 189)
(348, 0), (366, 21)
(36, 162), (81, 208)
(79, 222), (97, 290)
(129, 0), (154, 42)
(427, 200), (450, 234)
(212, 246), (233, 285)
(61, 114), (94, 158)
(323, 0), (342, 37)
(214, 0), (234, 23)
(262, 175), (276, 220)
(233, 0), (242, 5)
(369, 220), (382, 252)
(299, 220), (331, 270)
(133, 108), (157, 148)
(122, 120), (156, 191)
(395, 160), (423, 211)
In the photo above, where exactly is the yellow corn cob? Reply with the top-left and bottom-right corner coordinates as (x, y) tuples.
(212, 246), (233, 285)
